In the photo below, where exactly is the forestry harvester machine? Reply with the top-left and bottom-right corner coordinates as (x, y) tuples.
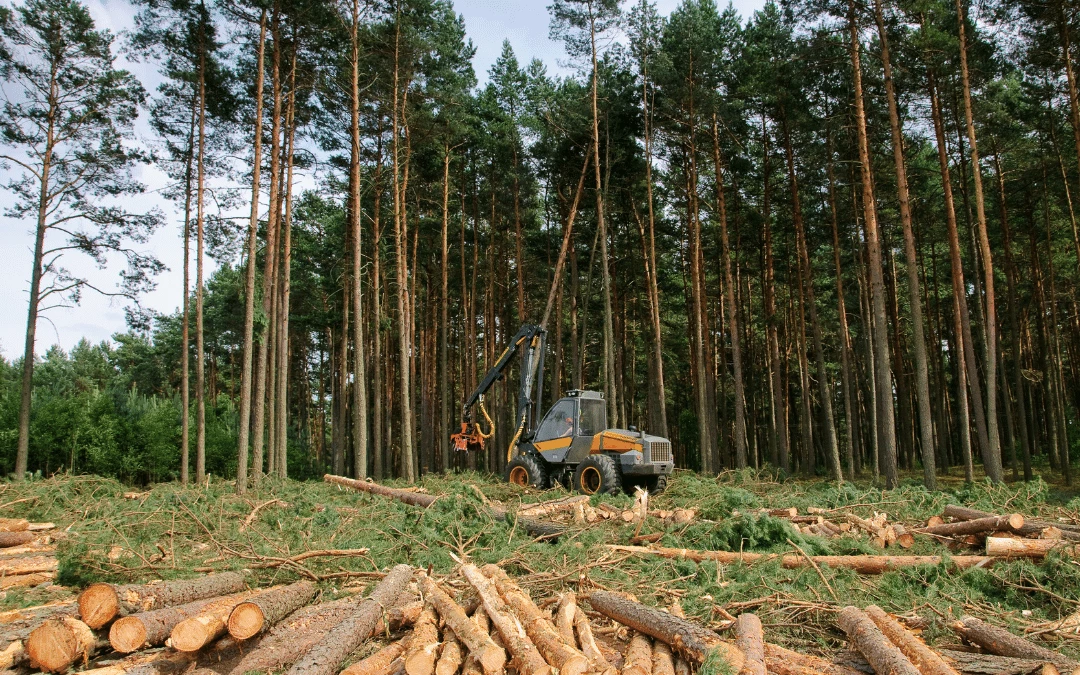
(451, 324), (674, 495)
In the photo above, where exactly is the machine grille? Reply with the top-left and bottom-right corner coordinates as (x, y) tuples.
(649, 440), (672, 463)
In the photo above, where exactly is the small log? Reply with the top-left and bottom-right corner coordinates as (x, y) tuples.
(79, 571), (247, 630)
(228, 595), (361, 674)
(227, 580), (317, 640)
(985, 537), (1075, 559)
(556, 593), (577, 647)
(916, 515), (1025, 538)
(837, 606), (921, 675)
(735, 614), (766, 675)
(417, 572), (505, 675)
(0, 554), (57, 576)
(623, 633), (653, 675)
(763, 643), (865, 675)
(893, 525), (915, 549)
(383, 601), (425, 632)
(586, 591), (745, 670)
(25, 616), (105, 672)
(436, 629), (464, 675)
(768, 508), (799, 518)
(0, 639), (25, 670)
(0, 571), (55, 590)
(864, 606), (959, 675)
(482, 564), (588, 675)
(573, 606), (614, 674)
(654, 640), (676, 675)
(0, 532), (34, 548)
(460, 563), (550, 675)
(938, 649), (1061, 675)
(928, 516), (945, 527)
(110, 590), (254, 653)
(73, 650), (195, 675)
(285, 564), (414, 675)
(0, 543), (55, 558)
(952, 616), (1078, 673)
(668, 604), (691, 675)
(518, 496), (590, 518)
(606, 545), (994, 574)
(943, 506), (1080, 542)
(461, 607), (492, 675)
(341, 637), (410, 675)
(404, 605), (440, 675)
(173, 586), (275, 652)
(0, 519), (29, 533)
(28, 523), (55, 532)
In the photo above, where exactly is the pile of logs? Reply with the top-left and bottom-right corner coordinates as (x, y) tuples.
(919, 506), (1080, 559)
(0, 518), (58, 592)
(744, 508), (915, 549)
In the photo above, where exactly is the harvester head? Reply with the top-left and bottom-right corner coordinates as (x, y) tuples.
(451, 422), (486, 453)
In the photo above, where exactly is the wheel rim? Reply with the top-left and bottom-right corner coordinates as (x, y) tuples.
(509, 466), (530, 487)
(580, 466), (601, 494)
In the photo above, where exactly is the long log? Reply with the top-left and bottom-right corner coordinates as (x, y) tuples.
(227, 580), (317, 640)
(0, 554), (57, 575)
(0, 532), (34, 548)
(0, 519), (29, 533)
(573, 606), (614, 674)
(436, 629), (464, 675)
(324, 475), (564, 540)
(460, 564), (550, 675)
(654, 640), (675, 675)
(763, 643), (866, 675)
(70, 651), (195, 675)
(285, 564), (414, 675)
(0, 571), (54, 590)
(864, 606), (958, 675)
(518, 496), (590, 518)
(172, 586), (277, 652)
(735, 614), (766, 675)
(915, 515), (1025, 537)
(555, 593), (577, 647)
(418, 572), (505, 675)
(837, 607), (921, 675)
(483, 564), (588, 675)
(461, 606), (492, 675)
(1, 600), (78, 670)
(942, 506), (1080, 542)
(0, 544), (55, 558)
(606, 545), (995, 574)
(25, 616), (106, 672)
(341, 637), (411, 675)
(985, 537), (1076, 559)
(623, 633), (653, 675)
(938, 649), (1061, 675)
(586, 591), (745, 670)
(109, 590), (254, 653)
(79, 571), (247, 630)
(952, 616), (1078, 673)
(228, 595), (361, 674)
(403, 605), (440, 675)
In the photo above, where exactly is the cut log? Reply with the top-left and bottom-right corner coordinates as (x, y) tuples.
(586, 590), (745, 670)
(623, 633), (653, 675)
(952, 616), (1078, 672)
(383, 601), (424, 633)
(25, 616), (105, 672)
(555, 593), (577, 647)
(0, 532), (34, 549)
(518, 496), (590, 518)
(417, 572), (505, 675)
(939, 649), (1061, 675)
(0, 572), (54, 590)
(573, 606), (614, 674)
(173, 585), (275, 652)
(109, 590), (254, 653)
(0, 544), (55, 558)
(837, 606), (921, 675)
(916, 516), (1025, 538)
(943, 506), (1080, 542)
(985, 537), (1075, 559)
(864, 606), (958, 675)
(0, 519), (29, 533)
(654, 640), (676, 675)
(460, 563), (550, 675)
(0, 555), (56, 575)
(893, 526), (915, 549)
(735, 614), (765, 675)
(436, 629), (464, 675)
(0, 640), (25, 670)
(285, 564), (414, 675)
(341, 637), (411, 675)
(79, 571), (247, 630)
(72, 651), (195, 675)
(482, 564), (588, 675)
(226, 580), (317, 640)
(606, 545), (995, 574)
(763, 643), (865, 675)
(461, 606), (493, 675)
(403, 605), (440, 675)
(228, 595), (361, 674)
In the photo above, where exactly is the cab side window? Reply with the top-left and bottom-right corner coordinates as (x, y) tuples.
(578, 399), (606, 436)
(535, 401), (576, 441)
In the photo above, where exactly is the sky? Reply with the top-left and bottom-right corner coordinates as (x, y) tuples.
(0, 0), (767, 361)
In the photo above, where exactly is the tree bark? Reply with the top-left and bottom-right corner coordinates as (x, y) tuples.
(914, 515), (1024, 537)
(341, 637), (410, 675)
(764, 643), (865, 675)
(276, 47), (298, 479)
(951, 617), (1078, 672)
(227, 580), (317, 640)
(228, 596), (361, 674)
(837, 606), (921, 675)
(78, 572), (245, 630)
(0, 532), (34, 549)
(865, 606), (960, 675)
(735, 614), (766, 675)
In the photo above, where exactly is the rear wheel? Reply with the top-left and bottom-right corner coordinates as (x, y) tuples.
(573, 455), (621, 495)
(506, 454), (548, 490)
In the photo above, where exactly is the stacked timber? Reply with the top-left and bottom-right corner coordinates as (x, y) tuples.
(0, 519), (59, 590)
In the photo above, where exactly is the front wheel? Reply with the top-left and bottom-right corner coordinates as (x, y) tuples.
(573, 455), (622, 495)
(506, 454), (549, 490)
(645, 475), (668, 495)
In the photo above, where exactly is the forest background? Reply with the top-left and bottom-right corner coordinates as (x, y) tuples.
(0, 0), (1074, 493)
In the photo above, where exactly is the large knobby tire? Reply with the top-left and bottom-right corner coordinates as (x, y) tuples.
(506, 454), (549, 490)
(645, 475), (668, 495)
(573, 455), (622, 495)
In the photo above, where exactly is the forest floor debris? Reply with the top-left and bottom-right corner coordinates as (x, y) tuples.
(0, 470), (1079, 674)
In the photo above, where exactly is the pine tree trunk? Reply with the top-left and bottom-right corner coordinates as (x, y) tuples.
(180, 99), (195, 486)
(642, 62), (668, 438)
(236, 10), (267, 494)
(826, 129), (857, 475)
(373, 140), (384, 479)
(439, 147), (450, 472)
(350, 3), (369, 479)
(194, 38), (208, 485)
(849, 1), (898, 486)
(276, 49), (298, 479)
(761, 111), (788, 472)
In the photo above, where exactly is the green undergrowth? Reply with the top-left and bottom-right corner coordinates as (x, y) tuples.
(1, 470), (1078, 659)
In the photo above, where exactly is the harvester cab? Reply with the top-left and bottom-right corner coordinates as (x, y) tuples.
(452, 324), (674, 495)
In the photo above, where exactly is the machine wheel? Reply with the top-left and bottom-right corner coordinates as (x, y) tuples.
(506, 454), (548, 489)
(645, 475), (668, 495)
(573, 455), (622, 496)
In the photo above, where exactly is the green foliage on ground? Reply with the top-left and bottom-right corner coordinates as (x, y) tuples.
(1, 471), (1078, 660)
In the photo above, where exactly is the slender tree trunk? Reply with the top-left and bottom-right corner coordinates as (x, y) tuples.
(350, 0), (369, 479)
(236, 10), (267, 494)
(276, 48), (297, 479)
(850, 1), (898, 486)
(761, 110), (788, 472)
(373, 139), (384, 479)
(440, 147), (451, 472)
(642, 57), (668, 438)
(873, 0), (936, 488)
(194, 36), (208, 485)
(955, 0), (1002, 481)
(180, 96), (196, 486)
